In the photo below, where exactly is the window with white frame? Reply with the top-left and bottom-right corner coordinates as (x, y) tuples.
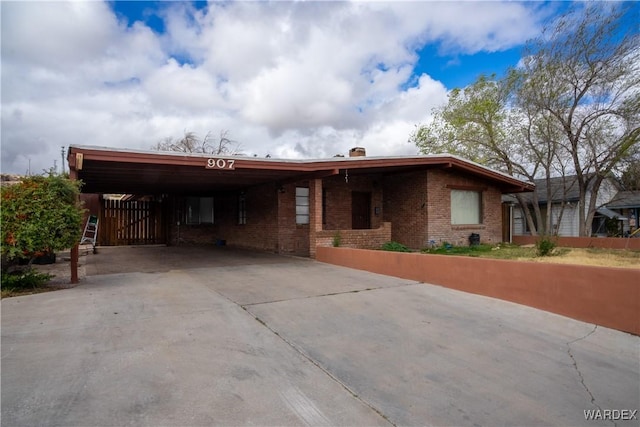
(238, 193), (247, 225)
(451, 190), (482, 225)
(295, 187), (310, 224)
(186, 197), (214, 224)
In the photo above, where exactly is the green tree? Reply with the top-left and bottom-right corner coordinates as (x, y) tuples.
(620, 160), (640, 191)
(518, 3), (640, 236)
(411, 3), (639, 237)
(1, 174), (84, 268)
(409, 73), (565, 236)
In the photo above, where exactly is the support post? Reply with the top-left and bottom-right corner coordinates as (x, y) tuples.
(69, 163), (80, 284)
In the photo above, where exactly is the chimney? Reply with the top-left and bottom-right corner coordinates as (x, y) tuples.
(349, 147), (366, 157)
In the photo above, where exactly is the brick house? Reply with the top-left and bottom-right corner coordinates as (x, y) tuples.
(68, 145), (533, 257)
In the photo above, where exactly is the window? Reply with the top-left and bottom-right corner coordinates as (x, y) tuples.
(296, 187), (310, 224)
(238, 193), (247, 225)
(451, 190), (482, 225)
(186, 197), (214, 224)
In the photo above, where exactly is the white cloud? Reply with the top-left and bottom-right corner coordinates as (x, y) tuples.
(1, 0), (548, 175)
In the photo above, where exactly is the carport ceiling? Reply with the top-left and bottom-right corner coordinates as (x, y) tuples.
(68, 145), (534, 195)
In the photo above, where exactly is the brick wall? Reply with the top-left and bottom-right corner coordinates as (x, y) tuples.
(277, 182), (310, 256)
(382, 171), (429, 248)
(425, 169), (502, 247)
(167, 182), (280, 252)
(312, 222), (392, 257)
(322, 174), (383, 230)
(166, 168), (506, 255)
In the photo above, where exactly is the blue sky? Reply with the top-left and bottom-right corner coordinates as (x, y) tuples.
(110, 0), (532, 89)
(1, 1), (635, 175)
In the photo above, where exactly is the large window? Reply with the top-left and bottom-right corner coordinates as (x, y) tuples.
(296, 187), (310, 224)
(186, 197), (214, 224)
(451, 190), (482, 225)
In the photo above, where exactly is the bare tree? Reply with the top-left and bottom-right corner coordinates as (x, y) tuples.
(518, 3), (640, 235)
(153, 130), (243, 156)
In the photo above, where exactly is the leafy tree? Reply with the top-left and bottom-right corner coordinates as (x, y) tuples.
(518, 3), (640, 235)
(411, 3), (639, 236)
(153, 130), (243, 155)
(620, 159), (640, 191)
(1, 174), (84, 269)
(409, 73), (565, 236)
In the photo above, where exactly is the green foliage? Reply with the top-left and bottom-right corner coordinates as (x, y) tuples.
(1, 268), (53, 290)
(1, 174), (83, 264)
(381, 241), (411, 252)
(536, 236), (557, 257)
(423, 243), (493, 256)
(332, 231), (342, 247)
(605, 218), (622, 237)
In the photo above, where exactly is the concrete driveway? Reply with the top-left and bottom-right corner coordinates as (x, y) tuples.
(2, 247), (639, 426)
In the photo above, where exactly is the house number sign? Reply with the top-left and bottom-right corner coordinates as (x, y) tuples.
(206, 158), (235, 170)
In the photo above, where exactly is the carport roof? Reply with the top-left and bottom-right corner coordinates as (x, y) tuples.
(68, 145), (534, 195)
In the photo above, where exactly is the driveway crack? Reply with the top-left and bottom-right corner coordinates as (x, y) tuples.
(566, 325), (615, 427)
(241, 282), (418, 307)
(242, 306), (396, 427)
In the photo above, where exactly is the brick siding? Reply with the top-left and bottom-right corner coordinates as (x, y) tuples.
(166, 168), (505, 255)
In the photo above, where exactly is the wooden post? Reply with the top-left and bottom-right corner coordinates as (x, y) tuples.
(70, 244), (79, 284)
(69, 163), (80, 284)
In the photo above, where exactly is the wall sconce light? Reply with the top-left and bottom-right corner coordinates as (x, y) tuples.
(278, 185), (285, 194)
(374, 207), (381, 216)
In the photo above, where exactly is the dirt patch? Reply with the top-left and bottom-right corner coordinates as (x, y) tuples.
(520, 248), (640, 269)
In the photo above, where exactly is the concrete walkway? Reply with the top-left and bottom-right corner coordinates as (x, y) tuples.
(2, 247), (639, 426)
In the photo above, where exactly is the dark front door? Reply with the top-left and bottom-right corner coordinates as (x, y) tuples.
(352, 192), (371, 229)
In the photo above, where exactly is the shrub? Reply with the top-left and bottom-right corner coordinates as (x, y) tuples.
(1, 268), (53, 290)
(536, 236), (557, 257)
(1, 174), (83, 268)
(381, 241), (411, 252)
(332, 232), (342, 247)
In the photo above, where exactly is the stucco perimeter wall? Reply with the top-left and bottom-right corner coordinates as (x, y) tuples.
(316, 247), (640, 335)
(513, 235), (640, 250)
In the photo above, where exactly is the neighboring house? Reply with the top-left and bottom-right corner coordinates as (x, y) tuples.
(510, 174), (622, 237)
(606, 191), (640, 236)
(69, 145), (533, 256)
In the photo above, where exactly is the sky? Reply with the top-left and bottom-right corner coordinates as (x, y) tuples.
(0, 0), (618, 176)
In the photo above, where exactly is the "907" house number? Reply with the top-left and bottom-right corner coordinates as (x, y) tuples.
(206, 158), (235, 170)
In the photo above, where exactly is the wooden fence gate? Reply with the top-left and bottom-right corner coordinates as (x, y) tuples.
(100, 199), (165, 246)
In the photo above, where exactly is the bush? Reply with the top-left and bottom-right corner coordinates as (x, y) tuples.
(1, 268), (53, 290)
(381, 241), (412, 252)
(1, 174), (83, 267)
(536, 236), (557, 257)
(332, 232), (342, 247)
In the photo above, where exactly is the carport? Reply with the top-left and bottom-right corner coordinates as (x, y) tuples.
(66, 145), (533, 283)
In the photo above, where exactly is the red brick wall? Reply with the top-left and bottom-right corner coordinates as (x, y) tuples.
(426, 169), (502, 247)
(277, 182), (310, 256)
(313, 222), (392, 257)
(167, 183), (280, 252)
(165, 168), (506, 255)
(382, 171), (429, 248)
(322, 174), (383, 230)
(381, 169), (503, 249)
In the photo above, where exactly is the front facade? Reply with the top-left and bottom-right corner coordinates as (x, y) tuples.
(69, 146), (533, 256)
